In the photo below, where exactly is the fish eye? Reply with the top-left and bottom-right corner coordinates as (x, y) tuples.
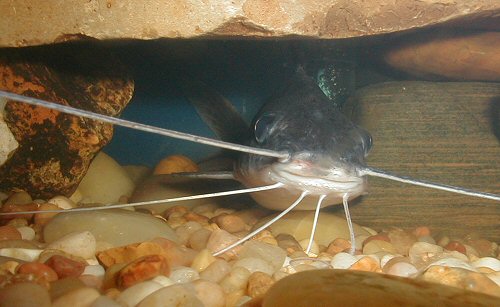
(254, 113), (277, 143)
(364, 134), (373, 154)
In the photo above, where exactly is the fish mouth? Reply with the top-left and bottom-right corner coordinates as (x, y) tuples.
(268, 162), (366, 195)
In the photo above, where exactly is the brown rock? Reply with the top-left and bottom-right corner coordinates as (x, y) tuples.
(212, 214), (247, 233)
(262, 269), (500, 307)
(0, 225), (22, 240)
(96, 241), (166, 269)
(0, 46), (133, 199)
(45, 255), (85, 279)
(385, 32), (500, 81)
(116, 254), (170, 289)
(0, 202), (38, 223)
(17, 262), (58, 282)
(1, 1), (499, 47)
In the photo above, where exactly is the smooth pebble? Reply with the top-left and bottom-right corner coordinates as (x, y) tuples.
(233, 257), (275, 275)
(220, 266), (251, 293)
(193, 279), (226, 307)
(472, 257), (500, 271)
(331, 252), (358, 269)
(137, 284), (203, 307)
(43, 209), (178, 247)
(170, 266), (200, 283)
(16, 226), (35, 241)
(0, 282), (51, 307)
(52, 287), (100, 307)
(386, 262), (418, 277)
(116, 281), (163, 307)
(46, 231), (96, 259)
(239, 241), (287, 271)
(0, 248), (42, 261)
(199, 259), (232, 283)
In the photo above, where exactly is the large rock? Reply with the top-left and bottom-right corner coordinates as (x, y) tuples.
(260, 270), (500, 306)
(0, 1), (498, 47)
(0, 46), (134, 199)
(384, 31), (500, 81)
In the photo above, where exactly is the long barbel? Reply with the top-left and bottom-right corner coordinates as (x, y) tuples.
(0, 90), (499, 202)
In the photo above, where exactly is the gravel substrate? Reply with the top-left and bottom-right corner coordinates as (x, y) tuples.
(0, 190), (499, 306)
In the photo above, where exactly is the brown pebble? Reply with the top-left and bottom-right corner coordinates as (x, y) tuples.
(444, 241), (467, 255)
(163, 205), (188, 219)
(153, 155), (198, 175)
(0, 202), (38, 222)
(104, 287), (121, 299)
(465, 238), (497, 257)
(46, 255), (85, 279)
(0, 225), (22, 241)
(184, 211), (210, 224)
(79, 274), (103, 290)
(188, 228), (212, 251)
(413, 226), (431, 237)
(116, 254), (170, 289)
(363, 234), (390, 247)
(276, 234), (303, 255)
(212, 214), (247, 233)
(326, 238), (351, 255)
(349, 256), (381, 272)
(247, 271), (274, 299)
(17, 262), (58, 282)
(34, 203), (63, 227)
(6, 218), (28, 228)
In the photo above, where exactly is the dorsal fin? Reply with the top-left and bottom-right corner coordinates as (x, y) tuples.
(179, 77), (249, 143)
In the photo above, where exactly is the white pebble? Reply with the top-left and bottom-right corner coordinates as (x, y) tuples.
(354, 235), (369, 251)
(151, 275), (174, 287)
(298, 239), (319, 255)
(169, 266), (200, 284)
(331, 252), (357, 269)
(52, 287), (100, 307)
(380, 254), (398, 268)
(48, 195), (76, 210)
(425, 257), (477, 272)
(16, 226), (35, 240)
(486, 272), (500, 287)
(206, 229), (239, 256)
(235, 296), (252, 306)
(233, 257), (275, 275)
(116, 281), (163, 307)
(417, 235), (436, 244)
(137, 284), (202, 307)
(472, 257), (500, 271)
(386, 262), (418, 277)
(0, 248), (42, 262)
(83, 265), (105, 277)
(219, 266), (251, 293)
(46, 231), (96, 259)
(193, 279), (225, 307)
(239, 241), (287, 271)
(199, 259), (232, 283)
(362, 226), (378, 236)
(191, 249), (216, 272)
(90, 296), (122, 307)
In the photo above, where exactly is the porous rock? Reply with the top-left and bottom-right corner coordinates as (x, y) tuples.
(0, 1), (499, 47)
(0, 46), (133, 199)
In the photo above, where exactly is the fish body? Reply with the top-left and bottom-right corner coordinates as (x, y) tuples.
(235, 70), (372, 210)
